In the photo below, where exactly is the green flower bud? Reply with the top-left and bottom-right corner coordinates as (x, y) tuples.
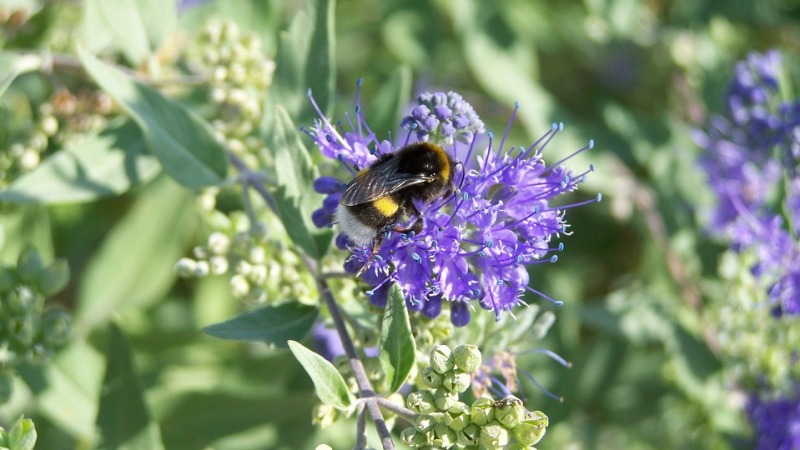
(16, 246), (43, 283)
(42, 308), (71, 347)
(400, 427), (429, 447)
(312, 403), (339, 428)
(12, 316), (36, 348)
(6, 417), (37, 450)
(230, 273), (250, 298)
(175, 258), (197, 277)
(248, 246), (266, 264)
(512, 414), (548, 447)
(443, 401), (470, 431)
(208, 256), (229, 275)
(37, 259), (69, 296)
(430, 344), (454, 374)
(414, 413), (441, 432)
(40, 115), (59, 136)
(433, 388), (458, 411)
(194, 260), (210, 277)
(443, 369), (471, 394)
(452, 344), (482, 373)
(0, 370), (13, 404)
(457, 423), (480, 447)
(420, 366), (443, 389)
(470, 396), (495, 426)
(207, 232), (231, 255)
(495, 395), (524, 429)
(479, 421), (510, 448)
(8, 286), (36, 314)
(431, 422), (457, 448)
(406, 390), (436, 414)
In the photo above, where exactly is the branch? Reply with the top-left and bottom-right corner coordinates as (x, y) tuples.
(315, 274), (395, 450)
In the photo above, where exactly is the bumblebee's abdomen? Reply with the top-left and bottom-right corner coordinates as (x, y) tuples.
(335, 197), (401, 246)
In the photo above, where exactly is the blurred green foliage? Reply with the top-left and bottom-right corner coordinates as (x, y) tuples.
(1, 0), (799, 448)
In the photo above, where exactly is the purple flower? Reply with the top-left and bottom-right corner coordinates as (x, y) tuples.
(697, 50), (800, 315)
(305, 81), (598, 326)
(747, 392), (800, 450)
(312, 322), (345, 361)
(400, 91), (485, 145)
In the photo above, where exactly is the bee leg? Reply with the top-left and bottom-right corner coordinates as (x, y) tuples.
(392, 206), (424, 237)
(356, 232), (385, 277)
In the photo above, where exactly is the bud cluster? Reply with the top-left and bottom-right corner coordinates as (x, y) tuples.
(0, 246), (71, 404)
(175, 210), (316, 305)
(402, 344), (549, 449)
(189, 21), (275, 166)
(0, 86), (114, 187)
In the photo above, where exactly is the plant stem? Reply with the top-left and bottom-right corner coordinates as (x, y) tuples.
(316, 274), (395, 450)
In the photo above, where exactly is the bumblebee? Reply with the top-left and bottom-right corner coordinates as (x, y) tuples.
(336, 142), (456, 274)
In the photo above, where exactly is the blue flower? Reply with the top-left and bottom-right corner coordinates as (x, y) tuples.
(747, 392), (800, 450)
(696, 50), (800, 315)
(306, 81), (597, 326)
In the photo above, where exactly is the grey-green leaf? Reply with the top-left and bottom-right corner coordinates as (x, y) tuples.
(0, 121), (160, 204)
(367, 65), (413, 139)
(0, 52), (42, 98)
(264, 105), (332, 259)
(82, 0), (176, 65)
(202, 303), (319, 348)
(266, 0), (335, 126)
(75, 177), (195, 332)
(379, 284), (416, 394)
(288, 340), (353, 410)
(95, 322), (165, 450)
(77, 47), (227, 188)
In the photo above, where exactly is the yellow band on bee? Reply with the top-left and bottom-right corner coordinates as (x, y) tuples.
(373, 197), (400, 216)
(431, 144), (450, 181)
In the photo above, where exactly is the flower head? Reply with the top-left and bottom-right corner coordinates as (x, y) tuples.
(305, 81), (597, 326)
(747, 392), (800, 450)
(697, 49), (800, 315)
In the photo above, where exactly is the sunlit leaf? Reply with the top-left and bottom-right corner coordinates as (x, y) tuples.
(78, 47), (227, 188)
(0, 121), (160, 204)
(288, 340), (353, 410)
(379, 285), (416, 394)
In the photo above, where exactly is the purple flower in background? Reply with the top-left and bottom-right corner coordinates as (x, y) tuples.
(697, 49), (800, 316)
(312, 322), (345, 362)
(305, 81), (598, 326)
(747, 393), (800, 450)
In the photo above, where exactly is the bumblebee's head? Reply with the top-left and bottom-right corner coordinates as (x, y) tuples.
(397, 142), (455, 201)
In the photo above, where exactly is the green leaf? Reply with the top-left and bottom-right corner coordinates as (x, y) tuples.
(75, 176), (196, 332)
(379, 285), (416, 394)
(202, 303), (319, 348)
(77, 47), (227, 188)
(95, 322), (165, 450)
(266, 0), (335, 127)
(17, 340), (105, 440)
(287, 340), (352, 410)
(0, 121), (160, 204)
(264, 105), (332, 259)
(0, 205), (53, 265)
(0, 52), (41, 98)
(367, 65), (413, 139)
(82, 0), (176, 65)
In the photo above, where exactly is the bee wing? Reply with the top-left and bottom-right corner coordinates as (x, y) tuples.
(340, 157), (432, 206)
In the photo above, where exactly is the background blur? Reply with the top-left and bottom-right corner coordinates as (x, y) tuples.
(1, 0), (799, 448)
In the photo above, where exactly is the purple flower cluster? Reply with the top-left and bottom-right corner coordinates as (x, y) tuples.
(400, 91), (485, 145)
(305, 81), (597, 327)
(696, 50), (800, 315)
(747, 393), (800, 450)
